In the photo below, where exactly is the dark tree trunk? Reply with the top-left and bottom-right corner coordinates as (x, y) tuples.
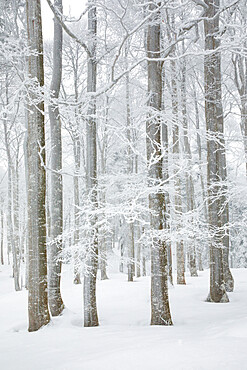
(204, 0), (230, 302)
(147, 2), (172, 326)
(26, 0), (50, 331)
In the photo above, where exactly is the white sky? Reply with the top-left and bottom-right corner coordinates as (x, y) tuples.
(41, 0), (86, 40)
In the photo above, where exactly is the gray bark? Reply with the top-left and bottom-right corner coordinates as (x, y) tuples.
(147, 2), (172, 326)
(48, 0), (64, 316)
(1, 208), (3, 265)
(161, 67), (173, 285)
(170, 54), (186, 285)
(204, 0), (230, 302)
(3, 119), (21, 291)
(125, 45), (135, 282)
(84, 0), (99, 327)
(181, 51), (198, 278)
(26, 0), (50, 331)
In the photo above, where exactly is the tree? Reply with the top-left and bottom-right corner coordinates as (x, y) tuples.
(204, 0), (231, 302)
(26, 0), (50, 331)
(146, 1), (172, 326)
(48, 0), (65, 317)
(84, 0), (99, 327)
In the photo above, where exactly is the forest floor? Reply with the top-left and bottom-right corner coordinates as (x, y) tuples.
(0, 264), (247, 370)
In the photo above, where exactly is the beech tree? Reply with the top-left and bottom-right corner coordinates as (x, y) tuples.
(146, 1), (172, 326)
(84, 0), (99, 327)
(204, 0), (232, 302)
(26, 0), (50, 331)
(48, 0), (64, 317)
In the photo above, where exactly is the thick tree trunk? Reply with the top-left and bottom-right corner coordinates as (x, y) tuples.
(204, 0), (230, 302)
(26, 0), (50, 331)
(48, 0), (64, 316)
(84, 0), (99, 327)
(147, 2), (172, 326)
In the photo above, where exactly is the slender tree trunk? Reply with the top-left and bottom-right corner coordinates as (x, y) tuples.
(181, 50), (198, 278)
(193, 82), (205, 271)
(1, 208), (4, 265)
(147, 2), (172, 326)
(48, 0), (64, 316)
(160, 57), (173, 285)
(73, 135), (81, 285)
(125, 46), (135, 282)
(127, 223), (135, 281)
(3, 121), (20, 291)
(204, 0), (229, 302)
(84, 0), (99, 327)
(142, 255), (146, 277)
(135, 224), (141, 278)
(170, 55), (186, 285)
(26, 0), (50, 331)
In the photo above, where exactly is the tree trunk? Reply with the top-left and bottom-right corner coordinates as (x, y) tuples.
(73, 135), (81, 285)
(135, 224), (141, 278)
(48, 0), (64, 316)
(181, 49), (198, 278)
(147, 2), (172, 326)
(204, 0), (229, 302)
(170, 54), (186, 285)
(26, 0), (50, 331)
(1, 208), (4, 265)
(84, 0), (99, 327)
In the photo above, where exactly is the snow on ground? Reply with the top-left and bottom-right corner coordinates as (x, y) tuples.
(0, 265), (247, 370)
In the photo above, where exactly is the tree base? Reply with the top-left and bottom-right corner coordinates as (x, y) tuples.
(205, 292), (229, 303)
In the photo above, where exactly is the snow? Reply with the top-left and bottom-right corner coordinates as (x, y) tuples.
(0, 265), (247, 370)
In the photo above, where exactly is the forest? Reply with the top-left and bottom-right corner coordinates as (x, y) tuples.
(0, 0), (247, 369)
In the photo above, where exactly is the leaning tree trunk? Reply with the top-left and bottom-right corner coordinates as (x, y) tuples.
(84, 0), (99, 327)
(204, 0), (229, 302)
(26, 0), (50, 331)
(147, 1), (172, 326)
(48, 0), (64, 316)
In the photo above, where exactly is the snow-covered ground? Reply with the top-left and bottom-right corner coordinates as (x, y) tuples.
(0, 265), (247, 370)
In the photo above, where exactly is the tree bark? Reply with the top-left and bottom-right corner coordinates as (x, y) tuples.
(204, 0), (230, 302)
(26, 0), (50, 331)
(181, 49), (198, 278)
(170, 53), (186, 285)
(48, 0), (64, 316)
(84, 0), (99, 327)
(1, 208), (4, 265)
(147, 1), (172, 326)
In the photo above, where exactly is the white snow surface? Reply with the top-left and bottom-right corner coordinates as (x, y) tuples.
(0, 266), (247, 370)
